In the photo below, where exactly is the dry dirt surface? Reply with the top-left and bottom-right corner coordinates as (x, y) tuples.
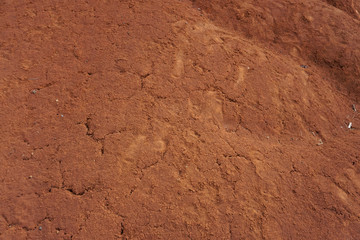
(1, 0), (360, 239)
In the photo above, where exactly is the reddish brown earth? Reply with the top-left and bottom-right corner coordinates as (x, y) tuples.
(1, 0), (360, 239)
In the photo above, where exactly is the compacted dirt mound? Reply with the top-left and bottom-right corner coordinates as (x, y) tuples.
(1, 0), (359, 239)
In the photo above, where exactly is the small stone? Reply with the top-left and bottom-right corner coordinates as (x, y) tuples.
(39, 226), (42, 230)
(31, 89), (37, 94)
(29, 175), (32, 179)
(56, 99), (59, 102)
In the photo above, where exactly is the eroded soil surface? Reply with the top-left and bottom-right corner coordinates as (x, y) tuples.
(1, 0), (360, 239)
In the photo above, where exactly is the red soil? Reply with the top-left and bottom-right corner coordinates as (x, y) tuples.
(1, 0), (359, 239)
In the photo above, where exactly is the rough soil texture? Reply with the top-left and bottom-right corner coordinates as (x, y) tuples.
(1, 0), (360, 239)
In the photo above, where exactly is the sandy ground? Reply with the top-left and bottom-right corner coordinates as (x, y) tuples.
(1, 0), (360, 239)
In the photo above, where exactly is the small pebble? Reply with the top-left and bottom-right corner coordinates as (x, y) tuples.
(29, 175), (32, 179)
(61, 114), (64, 117)
(300, 65), (308, 69)
(31, 89), (37, 94)
(39, 226), (42, 230)
(56, 99), (59, 102)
